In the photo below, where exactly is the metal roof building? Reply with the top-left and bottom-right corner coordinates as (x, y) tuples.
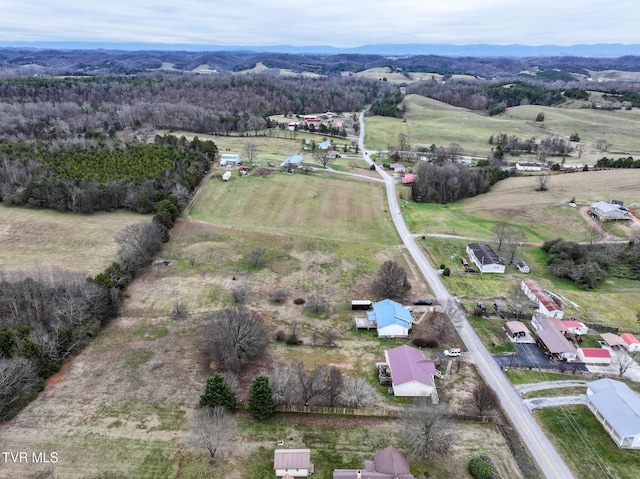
(466, 243), (505, 273)
(586, 378), (640, 448)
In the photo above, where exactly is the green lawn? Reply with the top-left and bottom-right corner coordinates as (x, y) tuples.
(536, 406), (640, 479)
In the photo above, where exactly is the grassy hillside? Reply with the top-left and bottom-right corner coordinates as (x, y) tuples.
(364, 94), (640, 161)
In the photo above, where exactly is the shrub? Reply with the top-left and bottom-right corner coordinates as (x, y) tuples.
(424, 339), (439, 348)
(306, 295), (330, 315)
(442, 267), (451, 276)
(439, 264), (446, 269)
(468, 457), (494, 479)
(293, 298), (306, 305)
(535, 112), (545, 122)
(412, 338), (429, 348)
(269, 290), (288, 304)
(274, 329), (286, 342)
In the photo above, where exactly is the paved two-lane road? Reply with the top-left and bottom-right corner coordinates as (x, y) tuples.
(357, 112), (575, 479)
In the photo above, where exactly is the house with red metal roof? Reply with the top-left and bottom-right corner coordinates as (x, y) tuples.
(384, 345), (437, 397)
(333, 445), (416, 479)
(577, 348), (612, 365)
(621, 333), (640, 352)
(401, 173), (417, 185)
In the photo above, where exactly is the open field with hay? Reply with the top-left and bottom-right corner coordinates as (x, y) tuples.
(0, 205), (148, 275)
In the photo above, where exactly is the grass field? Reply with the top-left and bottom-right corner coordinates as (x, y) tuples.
(0, 205), (148, 275)
(536, 406), (640, 479)
(364, 94), (640, 161)
(189, 171), (398, 245)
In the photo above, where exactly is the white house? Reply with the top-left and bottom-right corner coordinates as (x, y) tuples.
(521, 279), (564, 318)
(274, 449), (314, 477)
(219, 153), (242, 166)
(561, 320), (588, 335)
(621, 333), (640, 352)
(586, 378), (640, 448)
(384, 345), (437, 397)
(282, 155), (304, 168)
(367, 299), (413, 338)
(515, 162), (542, 172)
(577, 348), (612, 365)
(466, 243), (505, 273)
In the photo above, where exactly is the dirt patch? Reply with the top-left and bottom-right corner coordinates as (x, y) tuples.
(45, 360), (72, 387)
(252, 167), (275, 178)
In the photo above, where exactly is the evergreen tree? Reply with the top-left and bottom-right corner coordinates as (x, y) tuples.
(248, 375), (276, 420)
(199, 373), (237, 411)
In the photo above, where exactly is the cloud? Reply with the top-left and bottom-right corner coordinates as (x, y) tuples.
(1, 0), (638, 46)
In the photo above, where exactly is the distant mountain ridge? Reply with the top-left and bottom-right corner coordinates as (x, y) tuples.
(2, 41), (640, 57)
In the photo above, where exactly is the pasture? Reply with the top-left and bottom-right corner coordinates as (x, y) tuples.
(0, 205), (148, 275)
(365, 94), (640, 161)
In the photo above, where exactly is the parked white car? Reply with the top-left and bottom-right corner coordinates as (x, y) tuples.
(444, 348), (461, 357)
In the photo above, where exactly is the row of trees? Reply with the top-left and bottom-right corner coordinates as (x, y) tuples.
(542, 237), (640, 288)
(411, 162), (509, 204)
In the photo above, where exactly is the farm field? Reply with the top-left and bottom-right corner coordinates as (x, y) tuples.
(0, 153), (526, 478)
(0, 205), (148, 275)
(365, 94), (640, 162)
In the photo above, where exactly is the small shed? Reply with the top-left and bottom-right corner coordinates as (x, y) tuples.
(274, 449), (314, 477)
(561, 320), (588, 335)
(505, 321), (529, 339)
(402, 173), (418, 186)
(577, 348), (612, 365)
(600, 333), (626, 348)
(621, 333), (640, 352)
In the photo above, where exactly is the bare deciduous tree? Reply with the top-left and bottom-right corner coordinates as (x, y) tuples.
(535, 174), (550, 192)
(170, 299), (190, 320)
(116, 221), (164, 269)
(472, 383), (499, 414)
(341, 376), (376, 409)
(506, 284), (530, 320)
(372, 261), (411, 299)
(0, 357), (40, 420)
(266, 365), (298, 405)
(322, 328), (337, 346)
(595, 138), (612, 152)
(244, 142), (258, 164)
(188, 406), (238, 465)
(208, 307), (268, 373)
(325, 366), (344, 407)
(313, 150), (332, 168)
(492, 222), (509, 251)
(504, 228), (525, 265)
(400, 400), (454, 460)
(292, 360), (327, 406)
(618, 352), (637, 377)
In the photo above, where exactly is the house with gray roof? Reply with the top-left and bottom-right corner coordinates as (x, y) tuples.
(586, 378), (640, 448)
(367, 299), (413, 338)
(589, 201), (632, 221)
(466, 243), (505, 273)
(333, 445), (416, 479)
(384, 344), (437, 397)
(531, 313), (576, 361)
(274, 449), (314, 477)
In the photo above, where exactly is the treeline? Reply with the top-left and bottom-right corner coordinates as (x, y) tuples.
(489, 133), (574, 157)
(411, 162), (509, 204)
(4, 48), (640, 78)
(0, 136), (215, 213)
(595, 156), (640, 168)
(542, 238), (640, 289)
(0, 74), (386, 140)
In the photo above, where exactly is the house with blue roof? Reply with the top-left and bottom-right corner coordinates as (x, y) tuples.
(282, 155), (304, 168)
(317, 140), (332, 150)
(367, 299), (413, 338)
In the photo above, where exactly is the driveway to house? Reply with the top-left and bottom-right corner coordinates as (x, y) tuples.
(494, 343), (588, 371)
(358, 112), (576, 479)
(515, 380), (589, 395)
(524, 395), (588, 411)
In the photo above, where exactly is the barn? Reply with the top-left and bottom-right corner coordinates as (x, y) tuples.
(219, 153), (242, 166)
(586, 378), (640, 449)
(466, 243), (505, 273)
(577, 348), (612, 365)
(521, 279), (564, 319)
(385, 345), (437, 397)
(621, 333), (640, 352)
(505, 321), (529, 339)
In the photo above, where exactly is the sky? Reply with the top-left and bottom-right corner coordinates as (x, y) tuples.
(1, 0), (639, 47)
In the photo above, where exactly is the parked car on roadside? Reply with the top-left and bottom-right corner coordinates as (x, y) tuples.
(413, 298), (434, 305)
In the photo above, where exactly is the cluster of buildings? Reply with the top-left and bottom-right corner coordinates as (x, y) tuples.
(274, 445), (417, 478)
